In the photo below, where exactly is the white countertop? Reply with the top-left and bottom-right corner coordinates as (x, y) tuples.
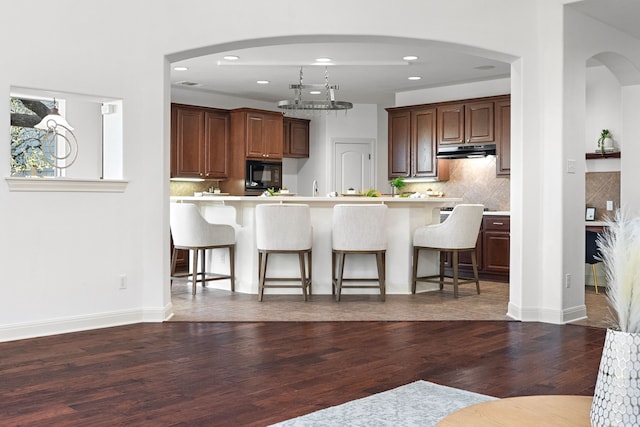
(171, 195), (463, 206)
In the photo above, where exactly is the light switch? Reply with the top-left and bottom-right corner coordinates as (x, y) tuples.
(607, 200), (614, 211)
(567, 159), (576, 174)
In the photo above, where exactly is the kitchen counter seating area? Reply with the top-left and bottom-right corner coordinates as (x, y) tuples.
(170, 195), (463, 297)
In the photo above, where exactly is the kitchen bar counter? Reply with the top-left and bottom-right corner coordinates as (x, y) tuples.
(170, 195), (462, 296)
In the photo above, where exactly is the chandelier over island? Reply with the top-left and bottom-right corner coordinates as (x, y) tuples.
(277, 67), (353, 112)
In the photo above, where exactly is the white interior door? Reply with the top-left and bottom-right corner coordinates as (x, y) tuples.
(334, 139), (373, 194)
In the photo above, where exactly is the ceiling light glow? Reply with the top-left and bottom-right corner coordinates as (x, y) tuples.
(403, 55), (419, 61)
(408, 76), (422, 80)
(256, 80), (270, 85)
(173, 66), (188, 71)
(223, 55), (239, 60)
(315, 57), (332, 62)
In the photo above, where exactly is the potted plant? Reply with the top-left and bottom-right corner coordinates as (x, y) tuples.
(590, 209), (640, 426)
(597, 129), (613, 155)
(390, 177), (407, 195)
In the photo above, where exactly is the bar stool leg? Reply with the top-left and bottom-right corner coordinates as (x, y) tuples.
(439, 251), (446, 290)
(471, 251), (480, 295)
(307, 250), (312, 295)
(258, 251), (267, 302)
(298, 252), (308, 301)
(452, 250), (459, 298)
(336, 252), (346, 302)
(377, 251), (386, 301)
(411, 246), (419, 294)
(592, 264), (599, 294)
(229, 245), (235, 292)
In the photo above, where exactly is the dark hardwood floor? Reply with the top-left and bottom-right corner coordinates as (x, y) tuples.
(0, 321), (605, 426)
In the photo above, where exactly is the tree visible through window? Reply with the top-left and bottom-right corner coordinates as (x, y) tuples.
(10, 97), (58, 176)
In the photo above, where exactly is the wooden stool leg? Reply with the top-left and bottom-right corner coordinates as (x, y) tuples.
(411, 246), (419, 294)
(170, 248), (178, 288)
(439, 251), (446, 290)
(592, 264), (599, 295)
(229, 245), (235, 292)
(377, 251), (386, 301)
(331, 251), (336, 295)
(298, 252), (308, 301)
(452, 250), (459, 298)
(258, 251), (267, 302)
(191, 249), (199, 296)
(307, 250), (313, 295)
(336, 252), (345, 302)
(471, 251), (480, 295)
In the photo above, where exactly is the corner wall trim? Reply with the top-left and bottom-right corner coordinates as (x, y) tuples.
(5, 177), (128, 192)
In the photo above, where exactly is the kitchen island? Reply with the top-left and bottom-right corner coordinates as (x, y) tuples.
(170, 195), (462, 296)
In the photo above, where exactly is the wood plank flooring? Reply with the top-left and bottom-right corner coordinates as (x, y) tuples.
(0, 321), (605, 426)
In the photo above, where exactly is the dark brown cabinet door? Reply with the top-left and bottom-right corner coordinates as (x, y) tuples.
(388, 110), (411, 177)
(243, 111), (283, 160)
(483, 217), (510, 274)
(283, 118), (309, 158)
(171, 104), (230, 179)
(495, 99), (511, 176)
(465, 101), (494, 144)
(172, 107), (205, 178)
(437, 103), (465, 145)
(203, 110), (230, 179)
(412, 108), (437, 177)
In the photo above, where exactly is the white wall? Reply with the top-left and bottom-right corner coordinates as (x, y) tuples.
(3, 0), (637, 341)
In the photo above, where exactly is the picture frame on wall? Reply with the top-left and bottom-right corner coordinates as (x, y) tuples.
(586, 207), (596, 221)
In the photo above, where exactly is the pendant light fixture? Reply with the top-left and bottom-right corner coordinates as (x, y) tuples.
(278, 67), (353, 112)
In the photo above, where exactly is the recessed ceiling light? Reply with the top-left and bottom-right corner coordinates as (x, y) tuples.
(173, 66), (188, 71)
(256, 80), (270, 85)
(315, 57), (332, 62)
(223, 55), (239, 61)
(403, 55), (419, 61)
(309, 90), (321, 95)
(408, 76), (422, 81)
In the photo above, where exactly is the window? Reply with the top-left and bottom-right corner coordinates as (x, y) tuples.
(8, 87), (125, 191)
(10, 97), (59, 177)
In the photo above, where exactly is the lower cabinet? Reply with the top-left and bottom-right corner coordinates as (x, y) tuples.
(445, 215), (510, 282)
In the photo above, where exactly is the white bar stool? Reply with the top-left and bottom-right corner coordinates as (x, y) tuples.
(255, 203), (313, 302)
(412, 204), (484, 297)
(332, 204), (387, 302)
(170, 203), (236, 295)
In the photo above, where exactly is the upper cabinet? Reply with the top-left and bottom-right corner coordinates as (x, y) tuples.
(283, 117), (310, 158)
(388, 106), (449, 180)
(388, 95), (510, 178)
(171, 103), (230, 179)
(495, 99), (511, 176)
(231, 108), (283, 160)
(437, 100), (495, 145)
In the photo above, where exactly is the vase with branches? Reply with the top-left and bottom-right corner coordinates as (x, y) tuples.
(590, 209), (640, 426)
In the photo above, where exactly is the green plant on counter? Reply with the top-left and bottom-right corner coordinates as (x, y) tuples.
(390, 177), (407, 191)
(362, 188), (381, 197)
(266, 187), (276, 196)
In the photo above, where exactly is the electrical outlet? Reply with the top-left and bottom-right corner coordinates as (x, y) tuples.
(566, 159), (576, 174)
(565, 273), (571, 288)
(119, 274), (127, 289)
(607, 200), (614, 211)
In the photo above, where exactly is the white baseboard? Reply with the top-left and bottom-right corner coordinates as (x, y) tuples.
(0, 304), (171, 343)
(507, 302), (587, 324)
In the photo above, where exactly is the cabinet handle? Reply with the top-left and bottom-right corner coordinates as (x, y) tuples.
(492, 222), (504, 225)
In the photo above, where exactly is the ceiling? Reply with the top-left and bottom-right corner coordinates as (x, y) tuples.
(169, 1), (640, 108)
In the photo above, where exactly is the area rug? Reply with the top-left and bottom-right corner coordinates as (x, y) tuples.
(269, 380), (496, 426)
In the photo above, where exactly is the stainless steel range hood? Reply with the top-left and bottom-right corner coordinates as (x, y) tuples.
(436, 144), (496, 159)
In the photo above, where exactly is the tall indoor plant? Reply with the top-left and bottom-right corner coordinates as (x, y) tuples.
(590, 209), (640, 426)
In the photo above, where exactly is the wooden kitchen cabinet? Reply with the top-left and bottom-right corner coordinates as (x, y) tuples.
(171, 104), (230, 179)
(387, 106), (448, 180)
(437, 100), (494, 146)
(495, 99), (511, 176)
(283, 117), (310, 158)
(483, 216), (510, 275)
(232, 108), (283, 160)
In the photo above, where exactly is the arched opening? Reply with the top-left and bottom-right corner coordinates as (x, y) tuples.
(167, 35), (518, 321)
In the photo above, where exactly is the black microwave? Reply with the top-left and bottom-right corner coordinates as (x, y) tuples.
(245, 160), (282, 191)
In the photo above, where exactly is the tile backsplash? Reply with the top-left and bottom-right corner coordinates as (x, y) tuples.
(405, 156), (510, 211)
(586, 171), (620, 220)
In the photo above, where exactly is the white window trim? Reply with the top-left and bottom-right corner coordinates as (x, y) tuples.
(5, 177), (128, 192)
